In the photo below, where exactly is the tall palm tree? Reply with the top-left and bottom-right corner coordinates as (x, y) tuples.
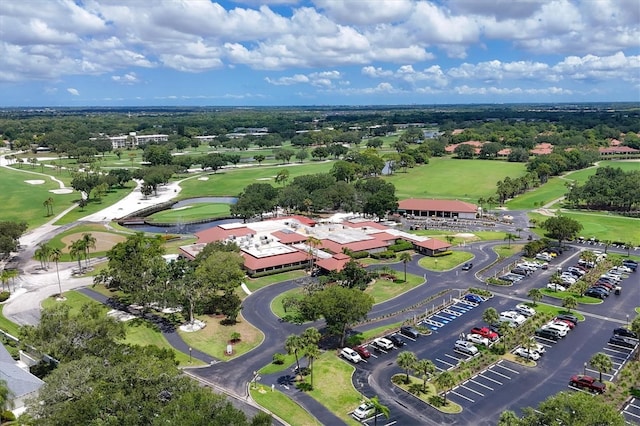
(0, 270), (9, 292)
(414, 359), (436, 392)
(589, 352), (613, 382)
(562, 295), (577, 313)
(435, 371), (455, 405)
(398, 252), (412, 283)
(37, 242), (52, 269)
(306, 236), (322, 272)
(527, 288), (543, 306)
(504, 233), (517, 248)
(69, 239), (86, 272)
(304, 344), (321, 390)
(285, 335), (303, 374)
(482, 307), (499, 326)
(520, 336), (539, 359)
(50, 247), (63, 297)
(3, 269), (18, 292)
(396, 351), (417, 383)
(369, 396), (390, 426)
(301, 327), (321, 348)
(81, 233), (97, 268)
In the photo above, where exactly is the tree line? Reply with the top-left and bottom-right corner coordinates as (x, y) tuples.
(565, 166), (640, 212)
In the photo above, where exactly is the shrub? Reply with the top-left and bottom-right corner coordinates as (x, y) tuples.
(428, 395), (445, 407)
(371, 250), (395, 259)
(0, 291), (10, 302)
(296, 382), (313, 391)
(432, 250), (452, 257)
(408, 383), (423, 395)
(389, 240), (413, 252)
(272, 353), (285, 365)
(391, 375), (405, 385)
(349, 251), (370, 259)
(2, 410), (16, 422)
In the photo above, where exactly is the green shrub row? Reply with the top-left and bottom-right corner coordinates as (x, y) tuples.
(370, 250), (395, 259)
(432, 251), (453, 257)
(389, 240), (413, 252)
(0, 291), (10, 302)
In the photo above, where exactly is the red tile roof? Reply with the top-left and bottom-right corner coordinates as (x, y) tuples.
(343, 220), (388, 230)
(320, 237), (389, 254)
(196, 225), (252, 243)
(445, 140), (485, 154)
(497, 148), (512, 156)
(316, 255), (350, 272)
(271, 215), (316, 226)
(272, 230), (308, 244)
(398, 199), (477, 214)
(415, 239), (451, 250)
(242, 250), (309, 271)
(530, 143), (553, 155)
(609, 139), (622, 146)
(599, 146), (639, 154)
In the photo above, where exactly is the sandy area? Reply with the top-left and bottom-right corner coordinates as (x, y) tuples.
(49, 189), (73, 194)
(454, 233), (477, 239)
(198, 176), (209, 181)
(25, 179), (45, 184)
(60, 231), (127, 253)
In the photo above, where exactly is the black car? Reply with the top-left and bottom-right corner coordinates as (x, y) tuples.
(462, 263), (473, 271)
(511, 268), (529, 276)
(622, 260), (637, 271)
(609, 335), (637, 348)
(555, 314), (579, 325)
(584, 289), (607, 299)
(400, 326), (420, 339)
(613, 327), (638, 339)
(535, 328), (561, 341)
(386, 334), (406, 347)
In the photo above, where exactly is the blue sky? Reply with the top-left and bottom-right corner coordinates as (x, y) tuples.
(1, 0), (639, 106)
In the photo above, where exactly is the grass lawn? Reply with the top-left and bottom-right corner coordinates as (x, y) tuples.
(245, 270), (307, 293)
(271, 288), (303, 319)
(259, 353), (298, 375)
(353, 321), (404, 342)
(417, 251), (474, 271)
(147, 203), (231, 222)
(41, 290), (106, 315)
(392, 374), (462, 414)
(177, 313), (264, 361)
(540, 289), (602, 304)
(520, 302), (585, 321)
(365, 272), (424, 304)
(0, 305), (21, 337)
(386, 157), (526, 201)
(162, 235), (198, 254)
(44, 223), (127, 262)
(250, 387), (321, 426)
(54, 185), (134, 225)
(494, 244), (524, 259)
(306, 352), (363, 425)
(528, 211), (640, 243)
(177, 162), (334, 198)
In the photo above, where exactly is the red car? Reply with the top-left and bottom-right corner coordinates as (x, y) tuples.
(569, 374), (606, 393)
(353, 345), (371, 359)
(553, 318), (575, 329)
(470, 327), (499, 341)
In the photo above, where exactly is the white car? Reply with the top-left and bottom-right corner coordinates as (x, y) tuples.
(340, 347), (363, 363)
(515, 304), (536, 317)
(514, 347), (541, 361)
(499, 311), (526, 326)
(531, 342), (546, 355)
(466, 333), (490, 346)
(352, 402), (374, 420)
(612, 266), (632, 273)
(372, 337), (394, 351)
(541, 323), (568, 337)
(547, 283), (567, 292)
(454, 339), (478, 355)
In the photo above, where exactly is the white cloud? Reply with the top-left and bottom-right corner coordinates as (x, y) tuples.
(313, 0), (414, 25)
(111, 72), (140, 85)
(67, 88), (79, 96)
(265, 70), (342, 87)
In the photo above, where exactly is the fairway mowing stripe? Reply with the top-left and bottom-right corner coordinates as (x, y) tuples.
(487, 368), (511, 380)
(436, 358), (455, 367)
(460, 384), (485, 396)
(469, 379), (494, 391)
(478, 374), (502, 385)
(449, 390), (474, 403)
(494, 363), (519, 374)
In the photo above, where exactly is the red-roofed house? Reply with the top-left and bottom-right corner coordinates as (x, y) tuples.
(398, 199), (478, 219)
(445, 141), (485, 155)
(598, 146), (640, 158)
(315, 252), (350, 272)
(241, 250), (310, 276)
(530, 143), (553, 155)
(414, 239), (452, 256)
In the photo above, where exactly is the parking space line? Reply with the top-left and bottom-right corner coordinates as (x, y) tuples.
(494, 363), (520, 374)
(585, 368), (612, 379)
(445, 353), (464, 362)
(460, 384), (484, 396)
(604, 346), (632, 356)
(469, 379), (494, 391)
(436, 358), (456, 368)
(402, 335), (416, 342)
(486, 368), (511, 380)
(624, 411), (640, 420)
(449, 390), (474, 403)
(478, 374), (502, 385)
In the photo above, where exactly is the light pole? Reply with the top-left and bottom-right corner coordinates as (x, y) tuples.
(583, 362), (587, 376)
(627, 314), (630, 327)
(189, 347), (192, 363)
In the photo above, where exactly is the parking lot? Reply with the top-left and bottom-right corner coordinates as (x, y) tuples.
(447, 360), (525, 405)
(622, 397), (640, 424)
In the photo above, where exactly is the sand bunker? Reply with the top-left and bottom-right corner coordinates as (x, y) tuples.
(454, 233), (477, 239)
(256, 177), (272, 181)
(49, 189), (73, 194)
(25, 180), (45, 185)
(198, 176), (209, 181)
(179, 319), (206, 332)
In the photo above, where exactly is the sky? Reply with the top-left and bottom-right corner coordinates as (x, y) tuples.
(1, 0), (639, 107)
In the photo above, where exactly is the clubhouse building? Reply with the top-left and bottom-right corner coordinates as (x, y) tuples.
(397, 199), (478, 220)
(179, 215), (450, 276)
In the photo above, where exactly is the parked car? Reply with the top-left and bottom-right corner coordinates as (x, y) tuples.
(547, 283), (567, 292)
(470, 326), (499, 341)
(511, 268), (530, 277)
(340, 347), (363, 363)
(400, 326), (420, 339)
(622, 260), (638, 271)
(352, 402), (375, 420)
(569, 375), (606, 393)
(463, 294), (484, 304)
(514, 347), (540, 361)
(462, 262), (473, 271)
(613, 327), (638, 339)
(584, 288), (607, 299)
(466, 333), (490, 346)
(515, 304), (536, 317)
(530, 342), (546, 354)
(372, 337), (394, 351)
(555, 314), (579, 325)
(386, 334), (406, 347)
(454, 340), (478, 355)
(609, 335), (637, 348)
(542, 322), (569, 337)
(499, 311), (526, 326)
(353, 345), (371, 359)
(535, 327), (561, 341)
(553, 318), (575, 329)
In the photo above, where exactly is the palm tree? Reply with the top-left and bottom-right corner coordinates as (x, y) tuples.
(589, 352), (613, 382)
(498, 321), (513, 352)
(50, 247), (63, 297)
(520, 336), (539, 359)
(43, 198), (51, 217)
(304, 344), (321, 390)
(414, 359), (436, 392)
(3, 269), (18, 292)
(0, 270), (9, 292)
(285, 335), (303, 374)
(562, 295), (577, 313)
(482, 307), (499, 326)
(81, 233), (97, 268)
(275, 169), (290, 186)
(527, 288), (543, 306)
(306, 236), (322, 272)
(396, 351), (417, 383)
(369, 396), (390, 426)
(515, 227), (523, 238)
(504, 233), (517, 248)
(445, 235), (455, 246)
(398, 252), (412, 282)
(0, 379), (13, 411)
(34, 246), (47, 270)
(498, 410), (520, 425)
(302, 327), (321, 348)
(435, 371), (455, 405)
(69, 239), (87, 272)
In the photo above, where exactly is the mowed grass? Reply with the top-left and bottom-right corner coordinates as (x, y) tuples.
(244, 270), (307, 293)
(250, 388), (322, 426)
(365, 272), (425, 304)
(148, 203), (231, 222)
(386, 158), (526, 201)
(417, 251), (474, 271)
(0, 305), (21, 337)
(528, 211), (640, 243)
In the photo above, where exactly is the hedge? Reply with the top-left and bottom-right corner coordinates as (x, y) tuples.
(0, 291), (10, 302)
